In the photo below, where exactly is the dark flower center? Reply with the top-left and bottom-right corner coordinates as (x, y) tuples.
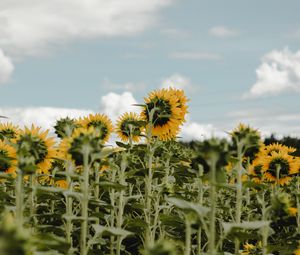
(268, 158), (290, 178)
(0, 150), (11, 172)
(87, 121), (108, 140)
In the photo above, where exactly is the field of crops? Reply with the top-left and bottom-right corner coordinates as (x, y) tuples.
(0, 88), (299, 255)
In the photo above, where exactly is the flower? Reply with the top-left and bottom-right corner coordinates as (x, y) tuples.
(54, 117), (80, 138)
(54, 180), (68, 189)
(241, 241), (262, 255)
(0, 140), (17, 175)
(116, 112), (143, 143)
(261, 151), (299, 186)
(15, 125), (56, 175)
(0, 123), (20, 141)
(77, 114), (113, 143)
(248, 157), (263, 183)
(259, 143), (296, 156)
(288, 207), (298, 217)
(141, 88), (187, 140)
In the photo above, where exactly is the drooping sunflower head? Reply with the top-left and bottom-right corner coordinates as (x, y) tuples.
(259, 143), (296, 156)
(116, 112), (144, 143)
(261, 151), (300, 186)
(0, 123), (20, 141)
(54, 117), (80, 138)
(141, 88), (183, 140)
(77, 114), (113, 143)
(15, 125), (56, 175)
(65, 127), (104, 166)
(0, 140), (17, 176)
(230, 123), (262, 153)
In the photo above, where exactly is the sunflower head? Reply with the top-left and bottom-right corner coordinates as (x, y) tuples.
(0, 123), (20, 141)
(54, 117), (80, 138)
(248, 157), (264, 183)
(168, 87), (189, 124)
(259, 143), (296, 156)
(15, 125), (56, 175)
(0, 141), (17, 176)
(77, 114), (113, 143)
(54, 180), (68, 189)
(261, 151), (299, 186)
(141, 88), (184, 141)
(241, 241), (262, 255)
(230, 123), (262, 155)
(66, 127), (104, 166)
(116, 112), (144, 143)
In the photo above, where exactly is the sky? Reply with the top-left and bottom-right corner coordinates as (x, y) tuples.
(1, 0), (300, 140)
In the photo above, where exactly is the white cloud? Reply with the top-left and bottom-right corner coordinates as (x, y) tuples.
(0, 0), (172, 58)
(226, 108), (300, 138)
(161, 74), (190, 90)
(0, 49), (14, 84)
(100, 91), (139, 121)
(0, 107), (93, 132)
(209, 26), (239, 38)
(170, 52), (221, 60)
(180, 121), (222, 141)
(161, 28), (189, 38)
(246, 48), (300, 98)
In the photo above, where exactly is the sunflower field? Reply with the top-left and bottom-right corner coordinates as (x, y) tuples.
(0, 88), (299, 255)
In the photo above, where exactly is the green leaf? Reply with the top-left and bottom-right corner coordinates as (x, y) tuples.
(166, 197), (210, 218)
(223, 221), (270, 236)
(92, 225), (133, 237)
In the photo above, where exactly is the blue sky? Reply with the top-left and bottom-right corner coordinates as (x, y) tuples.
(0, 0), (300, 139)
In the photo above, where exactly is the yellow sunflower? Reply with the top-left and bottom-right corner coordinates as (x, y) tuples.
(77, 114), (113, 143)
(288, 207), (298, 217)
(261, 151), (299, 186)
(0, 122), (20, 140)
(248, 157), (264, 183)
(241, 241), (262, 255)
(141, 88), (183, 140)
(16, 125), (56, 175)
(259, 143), (296, 156)
(168, 88), (189, 124)
(116, 112), (143, 143)
(54, 180), (68, 189)
(0, 140), (17, 176)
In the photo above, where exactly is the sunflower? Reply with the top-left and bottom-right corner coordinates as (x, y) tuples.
(288, 207), (298, 217)
(241, 241), (262, 255)
(261, 151), (299, 186)
(54, 117), (80, 138)
(116, 112), (143, 143)
(141, 88), (183, 140)
(77, 114), (113, 143)
(15, 125), (56, 175)
(168, 88), (189, 124)
(0, 122), (20, 141)
(0, 140), (17, 175)
(259, 143), (296, 156)
(61, 127), (104, 166)
(54, 180), (68, 189)
(248, 157), (263, 183)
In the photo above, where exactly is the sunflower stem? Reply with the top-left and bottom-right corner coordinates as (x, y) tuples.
(235, 142), (244, 255)
(15, 169), (24, 229)
(80, 149), (90, 255)
(261, 192), (268, 255)
(208, 156), (217, 255)
(116, 153), (127, 255)
(65, 160), (74, 249)
(29, 173), (37, 228)
(185, 217), (192, 255)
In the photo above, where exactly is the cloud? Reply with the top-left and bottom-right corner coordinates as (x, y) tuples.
(100, 91), (139, 121)
(245, 48), (300, 98)
(160, 28), (189, 38)
(161, 74), (191, 90)
(226, 108), (300, 137)
(0, 107), (93, 132)
(0, 49), (14, 84)
(0, 0), (172, 58)
(180, 121), (223, 141)
(209, 26), (239, 38)
(170, 51), (221, 60)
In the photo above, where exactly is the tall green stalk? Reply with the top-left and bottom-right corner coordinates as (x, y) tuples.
(235, 143), (243, 254)
(65, 160), (74, 249)
(208, 157), (217, 255)
(15, 169), (24, 229)
(80, 149), (90, 255)
(185, 217), (192, 255)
